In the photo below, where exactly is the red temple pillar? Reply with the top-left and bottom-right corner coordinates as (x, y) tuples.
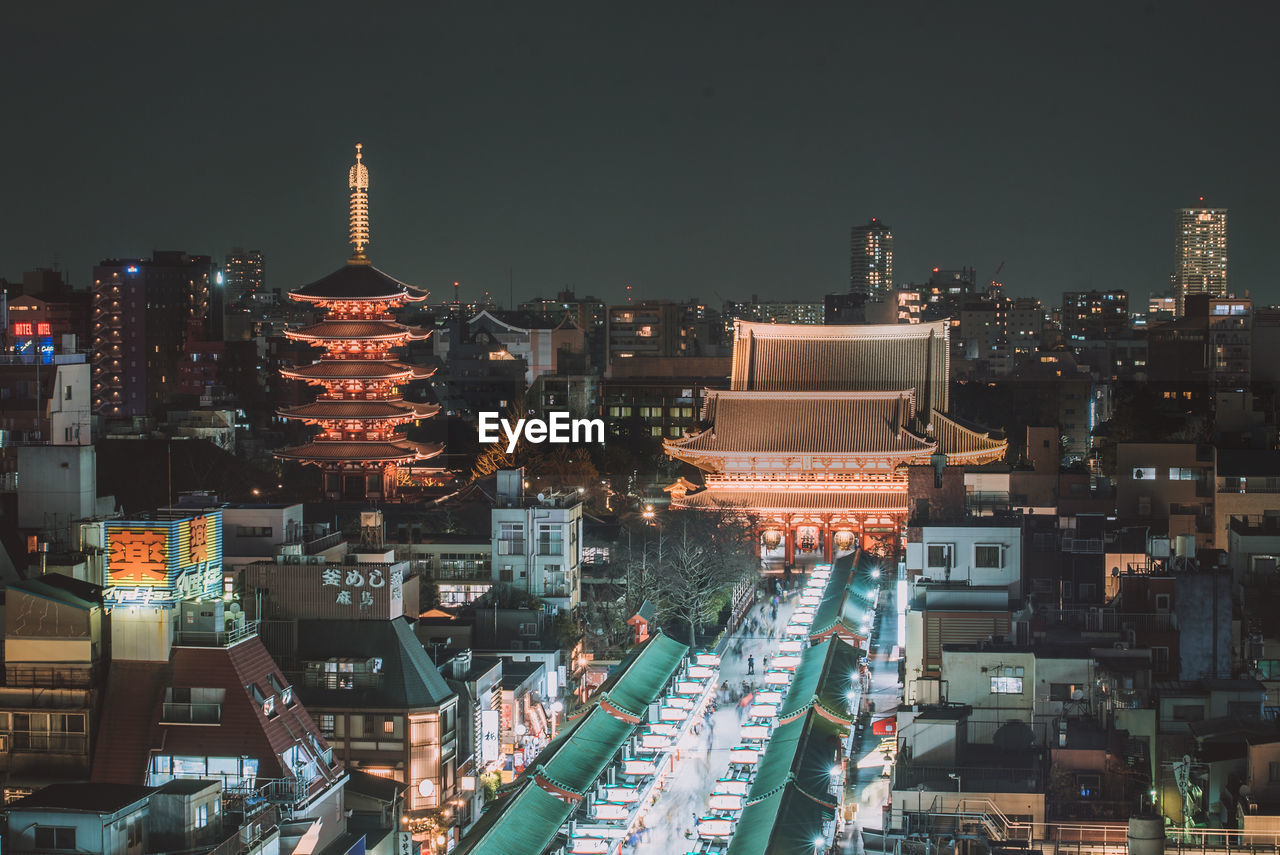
(823, 523), (834, 562)
(784, 524), (795, 567)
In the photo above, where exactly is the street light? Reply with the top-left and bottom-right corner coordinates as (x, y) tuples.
(948, 772), (961, 792)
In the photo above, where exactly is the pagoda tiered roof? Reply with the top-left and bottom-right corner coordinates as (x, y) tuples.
(277, 399), (441, 421)
(279, 360), (433, 382)
(288, 261), (428, 303)
(274, 439), (443, 464)
(666, 389), (935, 462)
(286, 319), (430, 342)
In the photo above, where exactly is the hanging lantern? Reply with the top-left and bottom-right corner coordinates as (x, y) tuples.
(797, 527), (819, 551)
(833, 530), (855, 551)
(762, 530), (783, 549)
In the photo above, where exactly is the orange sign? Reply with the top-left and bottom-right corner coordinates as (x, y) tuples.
(187, 516), (209, 564)
(107, 528), (169, 586)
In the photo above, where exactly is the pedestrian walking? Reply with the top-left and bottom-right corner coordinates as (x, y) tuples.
(747, 655), (755, 674)
(763, 655), (769, 670)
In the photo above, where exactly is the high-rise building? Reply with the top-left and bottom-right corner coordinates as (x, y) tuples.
(224, 247), (264, 305)
(1061, 290), (1129, 342)
(849, 218), (894, 298)
(1174, 204), (1228, 316)
(91, 251), (216, 418)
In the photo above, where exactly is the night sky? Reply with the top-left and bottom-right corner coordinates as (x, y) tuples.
(4, 2), (1278, 307)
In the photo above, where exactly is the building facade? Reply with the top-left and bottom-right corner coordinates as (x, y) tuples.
(91, 252), (216, 418)
(850, 218), (894, 298)
(1174, 205), (1228, 316)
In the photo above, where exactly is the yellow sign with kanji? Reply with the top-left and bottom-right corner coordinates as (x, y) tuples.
(107, 527), (170, 587)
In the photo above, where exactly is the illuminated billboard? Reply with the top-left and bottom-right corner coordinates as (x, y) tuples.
(103, 512), (223, 604)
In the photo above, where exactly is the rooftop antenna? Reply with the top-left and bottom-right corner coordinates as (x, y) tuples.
(348, 143), (370, 262)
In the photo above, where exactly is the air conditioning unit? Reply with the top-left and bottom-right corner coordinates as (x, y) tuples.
(1113, 641), (1130, 650)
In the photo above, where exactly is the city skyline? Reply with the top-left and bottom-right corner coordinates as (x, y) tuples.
(4, 3), (1278, 308)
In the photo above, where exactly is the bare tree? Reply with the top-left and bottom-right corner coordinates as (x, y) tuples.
(617, 503), (760, 649)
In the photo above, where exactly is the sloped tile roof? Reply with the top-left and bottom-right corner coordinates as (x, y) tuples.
(294, 618), (454, 708)
(280, 361), (422, 381)
(274, 440), (443, 462)
(290, 263), (428, 302)
(278, 400), (440, 420)
(729, 319), (950, 413)
(668, 390), (934, 457)
(286, 320), (428, 341)
(673, 487), (908, 513)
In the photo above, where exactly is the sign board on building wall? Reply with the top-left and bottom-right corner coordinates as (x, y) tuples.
(103, 512), (223, 604)
(480, 710), (500, 763)
(396, 832), (418, 855)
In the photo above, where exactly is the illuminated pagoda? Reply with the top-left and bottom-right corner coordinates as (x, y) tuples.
(276, 144), (445, 500)
(664, 320), (1007, 564)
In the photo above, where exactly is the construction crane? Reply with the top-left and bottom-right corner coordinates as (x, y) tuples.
(990, 260), (1006, 293)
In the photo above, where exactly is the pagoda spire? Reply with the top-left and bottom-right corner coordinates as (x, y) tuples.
(348, 142), (370, 262)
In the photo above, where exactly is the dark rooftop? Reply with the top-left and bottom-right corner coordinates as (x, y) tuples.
(10, 783), (154, 813)
(295, 617), (453, 708)
(154, 778), (220, 796)
(291, 262), (426, 301)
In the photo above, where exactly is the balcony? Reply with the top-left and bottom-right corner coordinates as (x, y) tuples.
(283, 531), (346, 554)
(161, 701), (222, 724)
(175, 621), (259, 648)
(3, 667), (96, 690)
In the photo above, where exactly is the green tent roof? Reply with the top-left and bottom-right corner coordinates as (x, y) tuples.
(726, 784), (837, 855)
(534, 704), (635, 795)
(452, 779), (571, 855)
(808, 551), (878, 640)
(727, 710), (843, 855)
(777, 637), (863, 725)
(459, 630), (691, 854)
(594, 630), (688, 718)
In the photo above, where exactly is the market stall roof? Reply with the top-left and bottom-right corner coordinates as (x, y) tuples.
(451, 779), (570, 855)
(777, 637), (863, 727)
(726, 710), (843, 855)
(592, 630), (688, 721)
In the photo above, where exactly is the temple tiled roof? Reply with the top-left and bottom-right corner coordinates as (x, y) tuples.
(672, 487), (908, 513)
(285, 320), (429, 341)
(274, 439), (443, 463)
(669, 390), (934, 458)
(290, 262), (428, 302)
(932, 409), (1008, 464)
(729, 319), (950, 413)
(278, 400), (440, 420)
(279, 360), (429, 381)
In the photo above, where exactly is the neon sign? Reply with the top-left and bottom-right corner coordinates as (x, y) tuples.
(104, 513), (223, 602)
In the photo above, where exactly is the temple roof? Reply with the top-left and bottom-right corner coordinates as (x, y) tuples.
(932, 409), (1008, 464)
(672, 487), (908, 513)
(279, 360), (430, 381)
(729, 319), (950, 413)
(286, 320), (430, 341)
(289, 262), (428, 302)
(667, 390), (935, 458)
(277, 400), (440, 421)
(274, 439), (443, 463)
